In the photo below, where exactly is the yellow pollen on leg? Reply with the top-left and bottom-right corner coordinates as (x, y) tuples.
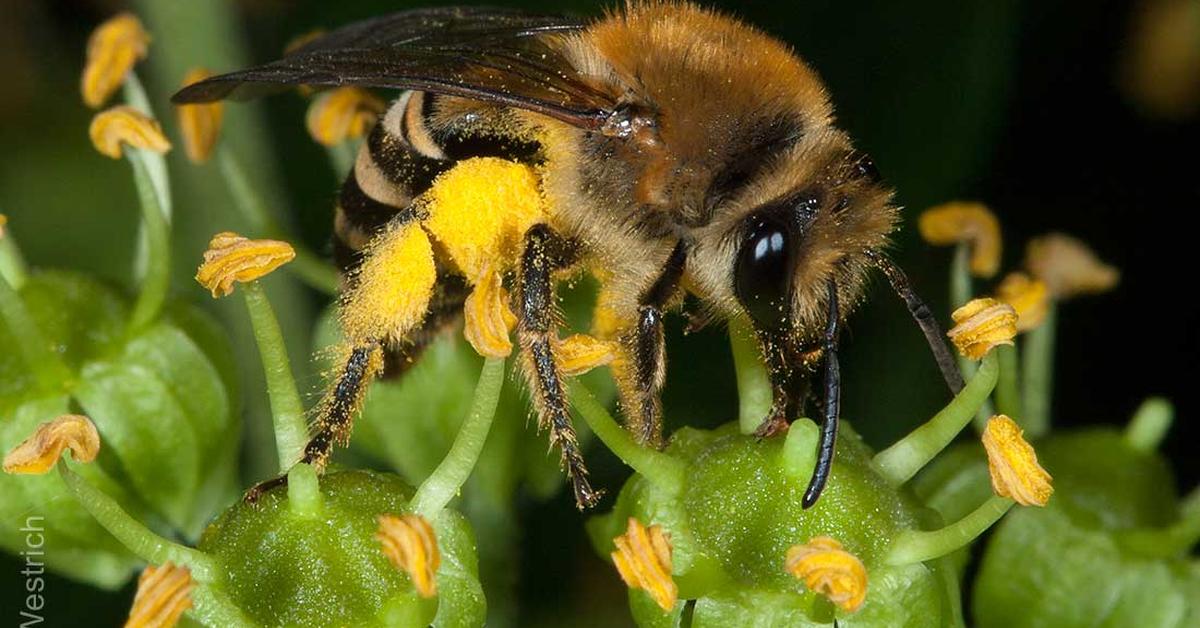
(463, 265), (517, 358)
(611, 518), (677, 612)
(557, 334), (617, 376)
(341, 223), (437, 344)
(124, 563), (195, 628)
(982, 415), (1054, 506)
(785, 536), (868, 613)
(3, 415), (101, 475)
(947, 297), (1018, 360)
(377, 514), (441, 598)
(81, 13), (150, 109)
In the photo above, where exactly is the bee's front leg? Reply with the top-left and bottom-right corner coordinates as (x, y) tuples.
(516, 224), (601, 509)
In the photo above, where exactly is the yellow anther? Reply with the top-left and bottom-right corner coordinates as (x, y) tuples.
(176, 68), (223, 164)
(81, 13), (150, 109)
(90, 106), (171, 159)
(124, 563), (194, 628)
(982, 415), (1053, 506)
(611, 518), (677, 612)
(947, 297), (1018, 360)
(195, 232), (295, 298)
(0, 214), (7, 238)
(377, 514), (440, 598)
(463, 266), (516, 358)
(918, 201), (1002, 277)
(785, 536), (868, 613)
(558, 334), (617, 376)
(306, 87), (385, 146)
(1025, 233), (1119, 299)
(995, 272), (1049, 331)
(3, 415), (100, 475)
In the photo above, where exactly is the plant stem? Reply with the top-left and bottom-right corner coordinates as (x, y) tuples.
(1022, 303), (1056, 437)
(411, 357), (506, 517)
(327, 141), (358, 177)
(993, 344), (1022, 421)
(126, 151), (172, 332)
(1124, 397), (1173, 453)
(217, 148), (340, 294)
(58, 463), (218, 581)
(951, 243), (996, 431)
(0, 270), (70, 390)
(873, 352), (999, 485)
(242, 282), (309, 470)
(570, 381), (686, 490)
(0, 220), (28, 289)
(287, 463), (324, 520)
(885, 495), (1013, 565)
(190, 586), (259, 627)
(729, 316), (772, 435)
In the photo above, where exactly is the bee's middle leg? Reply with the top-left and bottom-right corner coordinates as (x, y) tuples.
(517, 224), (600, 509)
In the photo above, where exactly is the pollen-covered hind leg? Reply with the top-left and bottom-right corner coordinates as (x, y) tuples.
(517, 224), (600, 509)
(302, 342), (385, 468)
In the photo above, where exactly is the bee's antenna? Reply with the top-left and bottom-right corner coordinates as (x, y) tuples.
(802, 280), (841, 509)
(865, 250), (965, 394)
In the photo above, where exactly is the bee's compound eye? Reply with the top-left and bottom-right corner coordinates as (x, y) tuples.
(734, 213), (792, 330)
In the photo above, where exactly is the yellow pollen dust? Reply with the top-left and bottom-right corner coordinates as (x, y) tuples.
(3, 415), (100, 475)
(918, 201), (1002, 277)
(982, 415), (1054, 506)
(89, 106), (171, 159)
(177, 68), (223, 164)
(195, 232), (295, 298)
(81, 13), (150, 109)
(377, 514), (440, 598)
(341, 223), (437, 344)
(785, 536), (869, 613)
(1025, 233), (1119, 299)
(611, 518), (677, 612)
(124, 563), (195, 628)
(557, 334), (617, 376)
(995, 272), (1049, 331)
(419, 158), (548, 280)
(947, 298), (1018, 360)
(463, 264), (517, 358)
(306, 87), (386, 146)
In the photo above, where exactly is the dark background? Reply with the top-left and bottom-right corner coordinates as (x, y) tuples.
(1, 0), (1197, 625)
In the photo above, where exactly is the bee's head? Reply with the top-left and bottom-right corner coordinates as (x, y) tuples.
(690, 129), (898, 347)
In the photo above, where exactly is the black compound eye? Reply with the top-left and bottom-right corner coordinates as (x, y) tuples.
(734, 213), (792, 330)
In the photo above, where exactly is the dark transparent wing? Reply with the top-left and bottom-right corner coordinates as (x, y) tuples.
(172, 6), (616, 129)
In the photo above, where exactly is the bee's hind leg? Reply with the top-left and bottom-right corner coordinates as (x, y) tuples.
(516, 224), (601, 509)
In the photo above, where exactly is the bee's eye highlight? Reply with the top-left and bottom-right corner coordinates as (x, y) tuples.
(735, 213), (792, 330)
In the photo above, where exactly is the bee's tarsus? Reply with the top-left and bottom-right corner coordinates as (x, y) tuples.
(243, 474), (289, 505)
(802, 280), (842, 509)
(303, 342), (382, 469)
(627, 240), (689, 446)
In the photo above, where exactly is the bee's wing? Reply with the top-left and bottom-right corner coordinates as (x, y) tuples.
(171, 7), (616, 129)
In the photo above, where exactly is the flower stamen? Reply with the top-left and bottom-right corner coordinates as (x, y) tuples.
(3, 415), (101, 475)
(1025, 233), (1119, 299)
(89, 106), (171, 159)
(377, 514), (440, 598)
(918, 201), (1002, 277)
(195, 232), (295, 298)
(995, 272), (1049, 331)
(177, 68), (223, 164)
(558, 334), (617, 376)
(81, 13), (150, 108)
(947, 298), (1018, 360)
(611, 518), (677, 612)
(982, 415), (1053, 506)
(124, 563), (195, 628)
(463, 266), (516, 358)
(785, 536), (868, 613)
(306, 87), (385, 146)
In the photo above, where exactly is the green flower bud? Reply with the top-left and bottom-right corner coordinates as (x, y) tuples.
(0, 271), (238, 588)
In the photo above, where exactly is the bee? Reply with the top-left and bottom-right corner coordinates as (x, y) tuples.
(175, 2), (963, 509)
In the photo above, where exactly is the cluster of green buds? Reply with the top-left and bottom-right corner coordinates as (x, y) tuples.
(914, 201), (1199, 626)
(1, 13), (238, 588)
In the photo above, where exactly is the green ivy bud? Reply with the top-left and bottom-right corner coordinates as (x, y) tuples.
(0, 271), (238, 588)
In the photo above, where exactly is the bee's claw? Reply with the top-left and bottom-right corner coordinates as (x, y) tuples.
(753, 406), (790, 439)
(243, 474), (290, 505)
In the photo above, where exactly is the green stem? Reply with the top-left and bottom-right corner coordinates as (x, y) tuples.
(950, 242), (973, 309)
(190, 586), (259, 627)
(1124, 397), (1174, 453)
(1117, 488), (1200, 558)
(1022, 303), (1057, 436)
(126, 152), (172, 332)
(217, 148), (340, 294)
(411, 357), (506, 517)
(58, 463), (218, 582)
(287, 463), (324, 520)
(0, 221), (29, 289)
(327, 140), (358, 177)
(242, 282), (309, 470)
(570, 381), (686, 490)
(885, 495), (1013, 565)
(873, 352), (999, 485)
(0, 271), (70, 390)
(729, 316), (772, 435)
(993, 343), (1022, 421)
